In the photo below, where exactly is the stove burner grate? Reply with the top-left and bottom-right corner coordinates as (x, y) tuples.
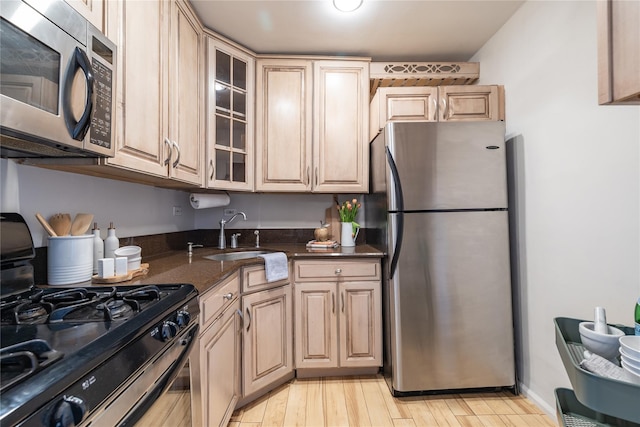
(1, 286), (164, 325)
(0, 339), (63, 392)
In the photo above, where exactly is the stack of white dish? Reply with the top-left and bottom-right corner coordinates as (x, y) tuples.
(114, 245), (142, 271)
(48, 235), (93, 285)
(619, 336), (640, 379)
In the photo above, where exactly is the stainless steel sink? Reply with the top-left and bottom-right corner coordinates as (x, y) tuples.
(203, 250), (272, 261)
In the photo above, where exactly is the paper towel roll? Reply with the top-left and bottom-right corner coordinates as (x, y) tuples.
(189, 193), (230, 209)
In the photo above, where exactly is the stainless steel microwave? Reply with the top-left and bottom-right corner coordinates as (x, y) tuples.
(0, 0), (116, 158)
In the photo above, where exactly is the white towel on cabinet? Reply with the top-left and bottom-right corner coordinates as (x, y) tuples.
(259, 252), (288, 282)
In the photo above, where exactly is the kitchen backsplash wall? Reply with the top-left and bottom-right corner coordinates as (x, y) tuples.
(1, 159), (367, 248)
(1, 159), (195, 247)
(193, 192), (365, 231)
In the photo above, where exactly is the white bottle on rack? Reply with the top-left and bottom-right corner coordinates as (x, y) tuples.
(92, 223), (104, 274)
(104, 222), (119, 258)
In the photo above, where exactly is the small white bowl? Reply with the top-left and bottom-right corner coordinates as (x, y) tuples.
(114, 245), (141, 258)
(620, 345), (640, 365)
(619, 335), (640, 360)
(579, 322), (625, 361)
(621, 355), (640, 372)
(621, 359), (640, 378)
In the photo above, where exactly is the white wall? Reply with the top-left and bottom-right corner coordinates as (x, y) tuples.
(0, 159), (194, 246)
(1, 159), (363, 246)
(472, 0), (640, 415)
(193, 193), (363, 230)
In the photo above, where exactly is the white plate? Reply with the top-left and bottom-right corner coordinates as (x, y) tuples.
(621, 359), (640, 378)
(619, 335), (640, 359)
(620, 345), (640, 364)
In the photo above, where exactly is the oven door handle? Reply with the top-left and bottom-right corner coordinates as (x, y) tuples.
(62, 47), (94, 141)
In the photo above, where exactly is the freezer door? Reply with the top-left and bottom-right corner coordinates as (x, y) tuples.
(388, 210), (515, 392)
(386, 121), (507, 210)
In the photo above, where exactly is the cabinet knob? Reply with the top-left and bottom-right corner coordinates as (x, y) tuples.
(223, 292), (233, 301)
(335, 268), (342, 275)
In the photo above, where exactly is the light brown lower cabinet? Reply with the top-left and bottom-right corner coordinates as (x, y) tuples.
(293, 259), (382, 373)
(238, 265), (294, 405)
(194, 273), (241, 427)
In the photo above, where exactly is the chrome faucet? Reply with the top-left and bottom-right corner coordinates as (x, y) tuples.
(218, 212), (247, 249)
(187, 242), (203, 255)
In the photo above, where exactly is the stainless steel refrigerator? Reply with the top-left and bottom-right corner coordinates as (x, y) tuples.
(365, 121), (515, 395)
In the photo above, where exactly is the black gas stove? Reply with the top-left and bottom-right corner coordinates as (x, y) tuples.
(0, 214), (199, 427)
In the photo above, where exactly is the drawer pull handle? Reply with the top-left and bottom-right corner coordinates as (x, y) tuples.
(335, 268), (342, 275)
(223, 293), (233, 301)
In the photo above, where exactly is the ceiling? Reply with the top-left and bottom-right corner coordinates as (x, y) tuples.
(188, 1), (525, 62)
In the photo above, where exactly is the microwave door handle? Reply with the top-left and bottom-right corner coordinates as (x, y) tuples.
(62, 47), (94, 141)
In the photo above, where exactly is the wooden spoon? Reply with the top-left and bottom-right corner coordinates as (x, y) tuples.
(70, 213), (94, 236)
(49, 213), (71, 236)
(35, 213), (57, 237)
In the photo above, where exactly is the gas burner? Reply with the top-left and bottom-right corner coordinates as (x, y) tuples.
(15, 302), (52, 324)
(103, 300), (134, 320)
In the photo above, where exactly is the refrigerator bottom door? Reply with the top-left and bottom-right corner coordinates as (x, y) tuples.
(388, 210), (515, 393)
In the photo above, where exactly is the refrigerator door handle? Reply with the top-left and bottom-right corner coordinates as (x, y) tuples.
(386, 147), (404, 279)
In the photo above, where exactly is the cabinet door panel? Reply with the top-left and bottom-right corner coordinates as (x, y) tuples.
(169, 2), (202, 185)
(256, 61), (312, 191)
(206, 39), (254, 191)
(438, 86), (500, 121)
(294, 283), (338, 368)
(201, 300), (241, 427)
(242, 285), (293, 396)
(106, 0), (168, 177)
(313, 61), (369, 193)
(339, 282), (382, 367)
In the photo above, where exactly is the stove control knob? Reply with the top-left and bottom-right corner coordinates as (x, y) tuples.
(161, 321), (178, 341)
(176, 310), (191, 327)
(50, 395), (86, 427)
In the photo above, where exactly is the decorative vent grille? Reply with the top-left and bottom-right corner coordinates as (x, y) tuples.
(383, 63), (462, 74)
(370, 62), (480, 100)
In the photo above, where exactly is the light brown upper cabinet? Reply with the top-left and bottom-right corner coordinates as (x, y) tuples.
(205, 37), (255, 191)
(597, 0), (640, 104)
(65, 0), (104, 32)
(105, 0), (202, 186)
(370, 85), (505, 141)
(256, 59), (369, 193)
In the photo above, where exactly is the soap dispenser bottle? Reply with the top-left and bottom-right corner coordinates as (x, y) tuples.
(104, 222), (119, 258)
(92, 222), (104, 274)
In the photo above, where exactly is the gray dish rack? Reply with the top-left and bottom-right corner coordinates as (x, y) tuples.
(554, 317), (640, 427)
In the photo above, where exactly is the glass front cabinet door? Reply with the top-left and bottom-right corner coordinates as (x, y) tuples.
(206, 37), (254, 190)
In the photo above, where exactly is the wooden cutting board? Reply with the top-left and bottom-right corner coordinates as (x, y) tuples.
(92, 263), (149, 284)
(325, 198), (341, 244)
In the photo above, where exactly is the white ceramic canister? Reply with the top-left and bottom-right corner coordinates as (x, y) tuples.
(48, 235), (93, 285)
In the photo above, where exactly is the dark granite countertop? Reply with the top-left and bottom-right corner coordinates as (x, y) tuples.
(124, 243), (384, 295)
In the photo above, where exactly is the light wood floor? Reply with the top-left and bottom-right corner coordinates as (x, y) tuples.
(228, 375), (557, 427)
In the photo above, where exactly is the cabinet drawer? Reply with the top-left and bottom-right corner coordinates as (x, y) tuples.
(242, 263), (290, 294)
(200, 273), (240, 329)
(294, 259), (380, 282)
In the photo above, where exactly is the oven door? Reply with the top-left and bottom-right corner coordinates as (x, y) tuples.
(0, 0), (113, 157)
(86, 323), (199, 427)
